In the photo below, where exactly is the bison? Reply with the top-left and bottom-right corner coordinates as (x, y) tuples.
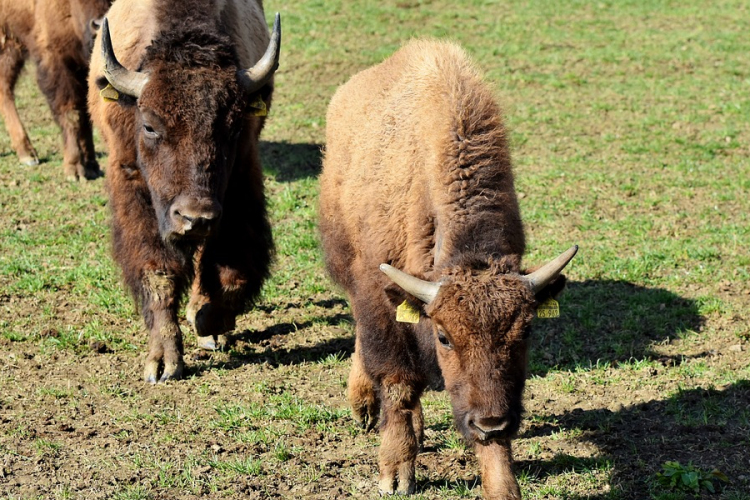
(0, 0), (110, 179)
(319, 40), (577, 498)
(87, 0), (279, 383)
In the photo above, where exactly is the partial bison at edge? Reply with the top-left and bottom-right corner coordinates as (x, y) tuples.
(87, 0), (279, 383)
(0, 0), (110, 180)
(319, 40), (577, 499)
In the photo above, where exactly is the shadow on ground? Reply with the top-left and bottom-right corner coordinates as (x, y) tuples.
(261, 140), (322, 182)
(189, 279), (705, 381)
(186, 307), (354, 377)
(529, 280), (705, 376)
(418, 382), (749, 497)
(516, 380), (750, 498)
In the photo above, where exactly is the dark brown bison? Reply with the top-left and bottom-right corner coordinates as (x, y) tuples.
(320, 40), (577, 498)
(0, 0), (109, 179)
(87, 0), (279, 383)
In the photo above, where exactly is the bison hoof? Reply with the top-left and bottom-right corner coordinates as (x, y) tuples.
(83, 166), (104, 180)
(378, 479), (415, 496)
(143, 359), (184, 384)
(197, 334), (227, 351)
(351, 402), (380, 432)
(64, 162), (103, 182)
(19, 156), (39, 167)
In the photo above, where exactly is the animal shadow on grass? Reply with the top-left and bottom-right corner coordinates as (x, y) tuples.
(185, 309), (354, 377)
(516, 380), (750, 498)
(261, 140), (322, 182)
(530, 279), (705, 376)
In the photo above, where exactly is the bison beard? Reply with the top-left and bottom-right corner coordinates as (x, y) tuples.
(0, 0), (110, 179)
(320, 40), (577, 499)
(87, 0), (278, 382)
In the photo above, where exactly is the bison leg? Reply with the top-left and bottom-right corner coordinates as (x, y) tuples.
(186, 281), (229, 351)
(378, 381), (422, 495)
(187, 263), (251, 350)
(105, 154), (186, 382)
(0, 40), (38, 166)
(141, 272), (185, 383)
(187, 167), (272, 349)
(35, 54), (100, 180)
(186, 250), (228, 351)
(474, 440), (521, 499)
(348, 334), (380, 431)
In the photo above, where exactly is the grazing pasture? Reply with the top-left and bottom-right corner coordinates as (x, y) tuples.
(1, 0), (748, 498)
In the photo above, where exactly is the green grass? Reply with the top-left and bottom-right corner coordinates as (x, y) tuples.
(1, 0), (749, 498)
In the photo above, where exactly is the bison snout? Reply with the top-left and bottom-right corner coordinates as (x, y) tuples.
(466, 412), (518, 442)
(170, 197), (222, 238)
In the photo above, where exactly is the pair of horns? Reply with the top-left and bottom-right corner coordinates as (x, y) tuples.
(100, 13), (281, 99)
(380, 245), (578, 304)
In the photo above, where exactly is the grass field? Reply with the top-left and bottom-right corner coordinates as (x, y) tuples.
(1, 0), (749, 498)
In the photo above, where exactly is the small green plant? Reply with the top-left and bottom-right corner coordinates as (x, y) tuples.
(654, 461), (728, 494)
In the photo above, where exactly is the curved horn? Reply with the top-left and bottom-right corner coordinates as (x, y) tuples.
(238, 12), (281, 94)
(523, 245), (578, 294)
(380, 264), (441, 304)
(100, 17), (149, 98)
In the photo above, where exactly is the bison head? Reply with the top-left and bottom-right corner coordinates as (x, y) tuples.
(98, 15), (280, 243)
(381, 246), (577, 444)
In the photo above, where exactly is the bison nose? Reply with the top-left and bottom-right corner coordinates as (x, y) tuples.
(466, 413), (516, 442)
(170, 197), (222, 237)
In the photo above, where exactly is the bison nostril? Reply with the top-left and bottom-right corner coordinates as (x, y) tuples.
(467, 414), (513, 441)
(171, 205), (220, 235)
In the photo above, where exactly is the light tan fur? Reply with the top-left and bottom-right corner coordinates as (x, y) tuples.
(1, 0), (109, 178)
(320, 40), (540, 499)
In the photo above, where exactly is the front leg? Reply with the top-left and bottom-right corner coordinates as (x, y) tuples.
(186, 247), (229, 351)
(474, 439), (521, 500)
(105, 147), (186, 383)
(378, 379), (423, 495)
(142, 272), (184, 383)
(187, 161), (273, 349)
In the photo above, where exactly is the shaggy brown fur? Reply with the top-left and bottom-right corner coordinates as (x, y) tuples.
(0, 0), (109, 179)
(320, 40), (569, 498)
(87, 0), (275, 383)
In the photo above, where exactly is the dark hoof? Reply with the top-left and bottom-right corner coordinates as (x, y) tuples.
(83, 166), (104, 180)
(352, 402), (380, 432)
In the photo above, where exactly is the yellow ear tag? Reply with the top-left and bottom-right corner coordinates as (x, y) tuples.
(247, 94), (267, 117)
(396, 300), (420, 324)
(537, 298), (560, 319)
(100, 83), (119, 102)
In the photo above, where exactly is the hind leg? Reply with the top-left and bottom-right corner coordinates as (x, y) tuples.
(35, 54), (100, 180)
(0, 41), (38, 166)
(348, 333), (381, 431)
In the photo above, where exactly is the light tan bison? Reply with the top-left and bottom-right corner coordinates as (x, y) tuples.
(0, 0), (110, 179)
(320, 40), (577, 498)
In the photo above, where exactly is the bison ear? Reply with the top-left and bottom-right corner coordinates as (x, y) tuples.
(90, 17), (102, 34)
(384, 283), (425, 317)
(524, 269), (567, 304)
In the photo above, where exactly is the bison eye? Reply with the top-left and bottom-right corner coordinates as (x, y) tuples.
(143, 123), (159, 139)
(436, 329), (453, 350)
